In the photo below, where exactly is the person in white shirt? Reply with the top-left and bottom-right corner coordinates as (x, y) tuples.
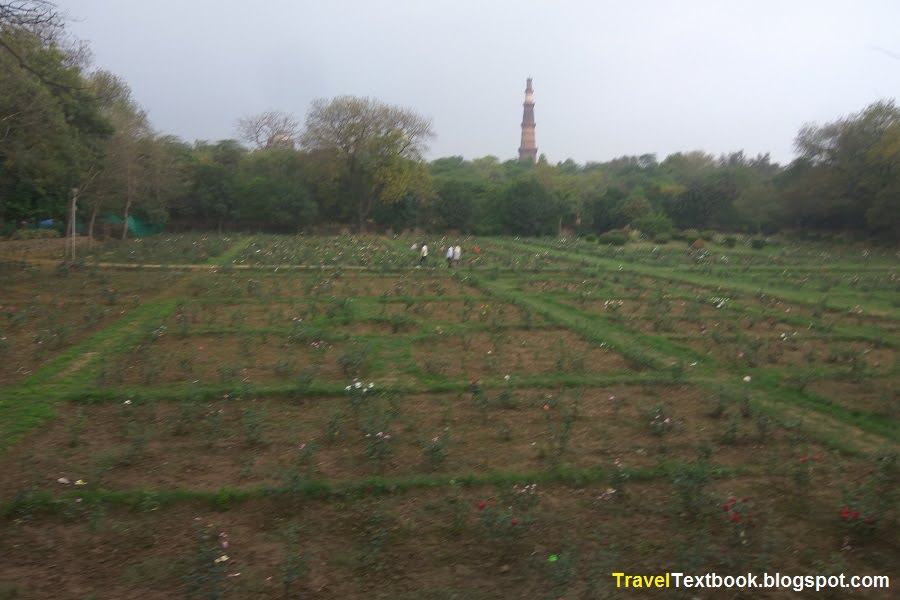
(453, 244), (461, 268)
(419, 243), (428, 265)
(446, 245), (454, 268)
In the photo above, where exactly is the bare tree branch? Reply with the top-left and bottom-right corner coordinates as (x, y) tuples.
(0, 1), (62, 31)
(0, 2), (90, 92)
(0, 95), (39, 143)
(235, 110), (300, 150)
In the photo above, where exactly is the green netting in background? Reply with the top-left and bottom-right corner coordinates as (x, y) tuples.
(95, 215), (165, 237)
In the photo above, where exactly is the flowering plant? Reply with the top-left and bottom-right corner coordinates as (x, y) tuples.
(364, 430), (393, 464)
(345, 379), (375, 408)
(476, 483), (540, 542)
(422, 431), (449, 470)
(647, 404), (674, 436)
(842, 450), (897, 534)
(720, 496), (759, 566)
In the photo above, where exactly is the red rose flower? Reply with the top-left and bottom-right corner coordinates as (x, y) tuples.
(510, 518), (519, 526)
(731, 512), (741, 523)
(799, 456), (808, 463)
(477, 502), (487, 510)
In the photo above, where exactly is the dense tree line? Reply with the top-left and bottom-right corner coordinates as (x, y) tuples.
(2, 2), (897, 240)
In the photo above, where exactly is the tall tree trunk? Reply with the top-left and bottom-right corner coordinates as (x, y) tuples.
(358, 202), (367, 233)
(88, 203), (98, 247)
(122, 197), (131, 240)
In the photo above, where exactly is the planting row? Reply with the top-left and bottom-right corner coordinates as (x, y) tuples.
(1, 384), (840, 496)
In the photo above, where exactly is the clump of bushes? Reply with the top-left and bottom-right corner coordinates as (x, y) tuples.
(583, 233), (597, 243)
(679, 228), (700, 242)
(598, 229), (629, 246)
(750, 238), (767, 249)
(9, 229), (61, 240)
(722, 236), (737, 248)
(632, 212), (673, 239)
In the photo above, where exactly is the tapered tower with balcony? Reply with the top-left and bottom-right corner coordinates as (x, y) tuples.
(518, 77), (537, 163)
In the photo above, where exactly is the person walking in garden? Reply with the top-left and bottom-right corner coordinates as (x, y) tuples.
(419, 243), (428, 266)
(446, 245), (454, 268)
(453, 244), (462, 268)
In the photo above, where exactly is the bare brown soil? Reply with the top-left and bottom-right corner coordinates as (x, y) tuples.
(1, 248), (896, 600)
(807, 378), (899, 417)
(0, 237), (91, 261)
(1, 475), (893, 600)
(413, 329), (633, 377)
(107, 334), (349, 386)
(375, 299), (545, 326)
(0, 386), (832, 498)
(675, 334), (894, 370)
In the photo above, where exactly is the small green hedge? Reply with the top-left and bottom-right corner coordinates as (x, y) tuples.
(598, 230), (629, 246)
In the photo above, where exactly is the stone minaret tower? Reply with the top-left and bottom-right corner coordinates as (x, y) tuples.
(518, 77), (537, 163)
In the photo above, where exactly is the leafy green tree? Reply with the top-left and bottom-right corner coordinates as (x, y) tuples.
(184, 140), (246, 232)
(784, 100), (900, 233)
(300, 96), (435, 232)
(733, 179), (780, 234)
(433, 178), (481, 232)
(667, 171), (739, 229)
(236, 148), (317, 231)
(496, 176), (559, 236)
(615, 194), (653, 225)
(87, 71), (153, 239)
(863, 120), (900, 237)
(0, 25), (110, 229)
(142, 134), (190, 226)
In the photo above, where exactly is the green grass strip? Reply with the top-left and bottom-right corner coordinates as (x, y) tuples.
(208, 235), (255, 265)
(0, 461), (742, 518)
(0, 301), (179, 452)
(506, 239), (898, 318)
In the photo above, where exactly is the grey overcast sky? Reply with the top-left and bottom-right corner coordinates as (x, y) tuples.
(62, 0), (899, 165)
